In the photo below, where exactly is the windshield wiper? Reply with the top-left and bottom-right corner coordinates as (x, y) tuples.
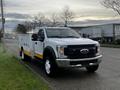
(49, 36), (63, 38)
(49, 36), (80, 38)
(63, 36), (80, 38)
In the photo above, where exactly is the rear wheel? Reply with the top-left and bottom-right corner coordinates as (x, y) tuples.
(20, 50), (30, 61)
(86, 65), (99, 73)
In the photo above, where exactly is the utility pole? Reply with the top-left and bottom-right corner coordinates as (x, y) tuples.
(0, 0), (6, 52)
(1, 0), (5, 33)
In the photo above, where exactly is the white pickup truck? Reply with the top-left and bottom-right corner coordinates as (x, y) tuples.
(18, 27), (102, 76)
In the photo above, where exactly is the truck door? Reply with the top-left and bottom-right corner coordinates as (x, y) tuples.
(34, 29), (45, 59)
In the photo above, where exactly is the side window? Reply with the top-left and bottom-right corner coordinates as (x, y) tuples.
(31, 33), (38, 41)
(38, 29), (45, 41)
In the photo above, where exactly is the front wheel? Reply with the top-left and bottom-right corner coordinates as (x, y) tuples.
(44, 57), (57, 77)
(86, 65), (99, 73)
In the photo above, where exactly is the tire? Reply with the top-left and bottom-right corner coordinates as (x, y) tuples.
(20, 50), (30, 61)
(44, 56), (57, 77)
(86, 65), (99, 73)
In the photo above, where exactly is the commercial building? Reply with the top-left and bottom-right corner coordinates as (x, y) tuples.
(69, 20), (120, 43)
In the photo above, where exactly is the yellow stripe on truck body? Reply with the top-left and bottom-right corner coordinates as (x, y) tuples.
(24, 50), (31, 57)
(34, 53), (43, 59)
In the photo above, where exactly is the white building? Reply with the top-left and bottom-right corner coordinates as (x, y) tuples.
(69, 20), (120, 43)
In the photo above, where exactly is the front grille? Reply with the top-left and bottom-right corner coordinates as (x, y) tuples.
(64, 44), (97, 59)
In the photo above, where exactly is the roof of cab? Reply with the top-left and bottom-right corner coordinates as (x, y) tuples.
(28, 27), (71, 34)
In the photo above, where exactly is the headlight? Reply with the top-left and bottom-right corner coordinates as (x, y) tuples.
(96, 44), (101, 56)
(57, 45), (67, 59)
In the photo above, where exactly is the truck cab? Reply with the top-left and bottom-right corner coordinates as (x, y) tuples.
(19, 27), (102, 76)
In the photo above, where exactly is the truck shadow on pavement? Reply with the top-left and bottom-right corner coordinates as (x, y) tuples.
(23, 59), (100, 80)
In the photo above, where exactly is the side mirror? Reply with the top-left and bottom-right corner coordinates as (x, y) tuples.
(39, 35), (45, 42)
(32, 34), (38, 41)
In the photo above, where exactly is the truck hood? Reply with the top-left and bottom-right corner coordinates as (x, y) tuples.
(47, 38), (98, 45)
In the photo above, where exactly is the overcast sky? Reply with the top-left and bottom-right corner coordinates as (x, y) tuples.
(2, 0), (120, 33)
(3, 0), (120, 20)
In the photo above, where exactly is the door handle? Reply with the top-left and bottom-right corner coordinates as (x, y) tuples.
(35, 42), (37, 44)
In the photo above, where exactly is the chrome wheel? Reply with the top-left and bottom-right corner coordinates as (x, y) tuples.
(45, 59), (51, 74)
(44, 56), (58, 77)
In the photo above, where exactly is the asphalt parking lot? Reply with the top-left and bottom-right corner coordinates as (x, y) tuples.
(4, 39), (120, 90)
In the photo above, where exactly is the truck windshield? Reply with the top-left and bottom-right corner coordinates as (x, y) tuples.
(46, 28), (81, 38)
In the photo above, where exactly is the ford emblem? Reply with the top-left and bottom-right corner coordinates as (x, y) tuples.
(80, 49), (89, 54)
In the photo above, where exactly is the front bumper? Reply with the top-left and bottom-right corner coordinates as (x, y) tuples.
(56, 55), (102, 68)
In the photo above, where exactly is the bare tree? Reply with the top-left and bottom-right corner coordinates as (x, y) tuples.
(33, 13), (46, 27)
(101, 0), (120, 15)
(24, 21), (33, 30)
(43, 18), (52, 27)
(61, 6), (74, 27)
(50, 13), (59, 27)
(15, 24), (28, 34)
